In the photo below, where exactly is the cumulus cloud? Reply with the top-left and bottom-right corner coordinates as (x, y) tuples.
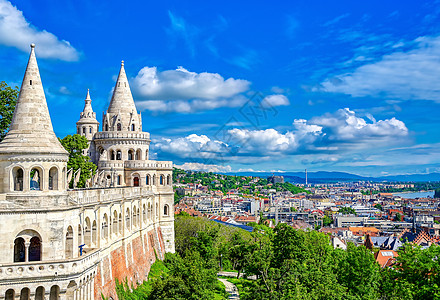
(131, 65), (290, 113)
(319, 35), (440, 101)
(0, 0), (79, 61)
(260, 94), (290, 108)
(153, 108), (409, 163)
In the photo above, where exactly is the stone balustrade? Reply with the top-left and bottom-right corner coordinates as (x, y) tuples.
(68, 186), (152, 205)
(0, 249), (100, 280)
(94, 132), (150, 140)
(124, 160), (173, 170)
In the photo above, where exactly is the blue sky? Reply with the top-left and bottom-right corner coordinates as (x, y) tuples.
(1, 0), (440, 176)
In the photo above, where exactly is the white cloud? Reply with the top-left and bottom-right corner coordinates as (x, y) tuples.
(261, 94), (290, 108)
(310, 108), (408, 143)
(132, 66), (250, 100)
(0, 0), (79, 61)
(319, 35), (440, 101)
(131, 65), (290, 113)
(175, 162), (232, 173)
(153, 108), (408, 162)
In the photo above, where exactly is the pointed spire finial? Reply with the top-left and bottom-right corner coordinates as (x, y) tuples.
(121, 60), (124, 66)
(86, 88), (91, 100)
(30, 43), (35, 48)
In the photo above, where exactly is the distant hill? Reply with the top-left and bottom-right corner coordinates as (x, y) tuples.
(227, 171), (440, 183)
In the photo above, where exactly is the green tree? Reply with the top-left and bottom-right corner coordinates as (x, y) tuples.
(374, 203), (383, 211)
(0, 81), (19, 141)
(434, 188), (440, 198)
(59, 134), (96, 188)
(338, 207), (357, 215)
(322, 215), (333, 226)
(337, 243), (380, 299)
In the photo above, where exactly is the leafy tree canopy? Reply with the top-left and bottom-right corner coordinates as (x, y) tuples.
(59, 134), (96, 188)
(0, 81), (19, 141)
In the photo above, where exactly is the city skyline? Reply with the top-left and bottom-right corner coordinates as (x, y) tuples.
(1, 0), (440, 176)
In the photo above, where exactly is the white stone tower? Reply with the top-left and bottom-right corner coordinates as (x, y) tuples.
(0, 44), (69, 196)
(76, 89), (99, 143)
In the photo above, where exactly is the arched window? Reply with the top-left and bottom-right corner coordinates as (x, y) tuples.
(143, 204), (147, 223)
(128, 150), (134, 160)
(30, 168), (42, 191)
(112, 210), (118, 236)
(92, 220), (97, 246)
(145, 150), (149, 160)
(102, 214), (109, 241)
(119, 213), (123, 235)
(156, 203), (159, 217)
(35, 287), (44, 300)
(146, 175), (150, 185)
(110, 150), (115, 160)
(164, 204), (169, 216)
(153, 175), (156, 185)
(131, 124), (135, 131)
(167, 175), (171, 185)
(14, 237), (25, 262)
(133, 176), (139, 187)
(117, 123), (122, 131)
(125, 208), (130, 231)
(5, 289), (14, 300)
(20, 288), (30, 300)
(116, 150), (122, 160)
(29, 236), (41, 261)
(105, 124), (108, 131)
(12, 167), (24, 191)
(160, 175), (164, 185)
(136, 149), (141, 160)
(65, 226), (74, 259)
(82, 127), (86, 134)
(133, 206), (137, 228)
(117, 175), (122, 185)
(84, 217), (91, 247)
(49, 167), (58, 190)
(49, 286), (60, 300)
(148, 203), (152, 220)
(89, 127), (92, 133)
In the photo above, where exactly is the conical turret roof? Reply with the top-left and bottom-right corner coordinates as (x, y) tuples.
(0, 44), (68, 155)
(77, 89), (99, 124)
(107, 61), (138, 116)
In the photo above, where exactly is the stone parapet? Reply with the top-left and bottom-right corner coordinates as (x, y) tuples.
(0, 249), (100, 281)
(94, 132), (150, 141)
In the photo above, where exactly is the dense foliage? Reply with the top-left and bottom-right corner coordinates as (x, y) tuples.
(59, 134), (96, 188)
(338, 207), (357, 215)
(117, 214), (440, 300)
(173, 167), (310, 196)
(0, 81), (19, 141)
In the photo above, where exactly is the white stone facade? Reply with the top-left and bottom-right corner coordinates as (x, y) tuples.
(0, 45), (175, 299)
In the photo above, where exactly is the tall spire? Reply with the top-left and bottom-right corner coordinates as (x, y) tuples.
(107, 60), (137, 115)
(0, 44), (68, 155)
(103, 60), (141, 132)
(80, 89), (96, 119)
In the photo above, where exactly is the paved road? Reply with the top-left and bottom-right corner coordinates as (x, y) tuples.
(218, 278), (240, 300)
(218, 271), (256, 280)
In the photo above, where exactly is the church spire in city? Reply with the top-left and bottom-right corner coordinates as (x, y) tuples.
(0, 44), (68, 155)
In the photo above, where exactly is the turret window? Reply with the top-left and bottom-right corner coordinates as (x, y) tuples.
(116, 150), (122, 160)
(89, 127), (92, 133)
(117, 123), (121, 131)
(131, 124), (135, 131)
(29, 80), (32, 85)
(30, 168), (42, 191)
(48, 167), (58, 190)
(128, 150), (134, 160)
(12, 167), (24, 191)
(105, 124), (108, 131)
(82, 127), (86, 134)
